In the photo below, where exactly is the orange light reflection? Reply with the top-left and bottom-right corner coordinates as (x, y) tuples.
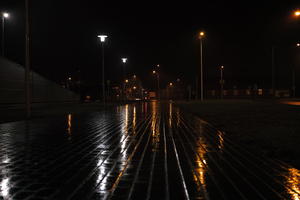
(282, 101), (300, 106)
(285, 168), (300, 200)
(67, 114), (72, 136)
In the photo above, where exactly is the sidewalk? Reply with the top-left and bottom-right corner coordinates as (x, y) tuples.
(176, 99), (300, 168)
(0, 102), (106, 123)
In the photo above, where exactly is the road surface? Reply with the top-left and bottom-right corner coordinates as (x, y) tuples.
(0, 101), (299, 199)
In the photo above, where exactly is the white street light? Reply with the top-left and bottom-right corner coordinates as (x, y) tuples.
(98, 35), (107, 43)
(98, 34), (108, 103)
(2, 12), (9, 56)
(121, 57), (127, 101)
(152, 65), (160, 100)
(122, 58), (127, 63)
(220, 66), (224, 99)
(3, 13), (9, 18)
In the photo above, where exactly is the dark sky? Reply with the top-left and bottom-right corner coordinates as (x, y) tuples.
(1, 0), (300, 90)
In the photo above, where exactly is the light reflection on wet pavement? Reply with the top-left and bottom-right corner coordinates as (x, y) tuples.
(0, 101), (300, 199)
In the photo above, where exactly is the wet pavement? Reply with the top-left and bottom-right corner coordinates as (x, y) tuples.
(0, 101), (300, 200)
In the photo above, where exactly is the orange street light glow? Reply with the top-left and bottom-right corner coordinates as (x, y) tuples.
(199, 31), (205, 39)
(125, 79), (129, 83)
(295, 10), (300, 16)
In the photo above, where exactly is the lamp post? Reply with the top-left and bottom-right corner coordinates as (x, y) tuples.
(25, 0), (31, 119)
(199, 31), (205, 101)
(220, 66), (224, 99)
(1, 12), (9, 56)
(121, 58), (127, 101)
(156, 64), (160, 99)
(98, 35), (107, 104)
(292, 10), (300, 97)
(293, 43), (300, 97)
(152, 67), (160, 100)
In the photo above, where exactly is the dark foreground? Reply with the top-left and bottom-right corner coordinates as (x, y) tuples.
(0, 102), (299, 199)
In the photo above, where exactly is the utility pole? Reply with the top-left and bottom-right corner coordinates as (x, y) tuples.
(25, 0), (31, 118)
(271, 46), (275, 96)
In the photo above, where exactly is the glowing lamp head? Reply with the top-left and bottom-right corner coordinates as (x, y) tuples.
(97, 35), (108, 43)
(157, 64), (160, 67)
(133, 86), (137, 90)
(169, 82), (173, 86)
(125, 79), (129, 83)
(133, 75), (136, 79)
(2, 12), (9, 18)
(122, 58), (127, 63)
(294, 10), (300, 17)
(152, 70), (156, 74)
(221, 65), (224, 69)
(297, 43), (300, 47)
(68, 77), (72, 81)
(199, 31), (205, 39)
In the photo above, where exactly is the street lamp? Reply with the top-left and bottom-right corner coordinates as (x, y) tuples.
(98, 34), (108, 103)
(199, 31), (205, 101)
(152, 67), (160, 99)
(2, 12), (9, 56)
(220, 66), (224, 99)
(121, 57), (127, 101)
(292, 43), (300, 97)
(294, 10), (300, 17)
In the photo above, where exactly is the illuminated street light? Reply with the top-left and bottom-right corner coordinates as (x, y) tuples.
(292, 43), (300, 97)
(68, 77), (72, 81)
(2, 12), (9, 56)
(125, 79), (129, 83)
(198, 31), (205, 101)
(169, 82), (173, 86)
(152, 67), (160, 99)
(121, 57), (127, 101)
(3, 13), (9, 18)
(133, 75), (136, 79)
(97, 34), (108, 103)
(133, 86), (137, 90)
(199, 31), (205, 38)
(98, 35), (107, 42)
(122, 57), (127, 63)
(220, 66), (224, 99)
(294, 10), (300, 17)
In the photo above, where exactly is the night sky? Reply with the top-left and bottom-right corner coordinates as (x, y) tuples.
(1, 0), (300, 90)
